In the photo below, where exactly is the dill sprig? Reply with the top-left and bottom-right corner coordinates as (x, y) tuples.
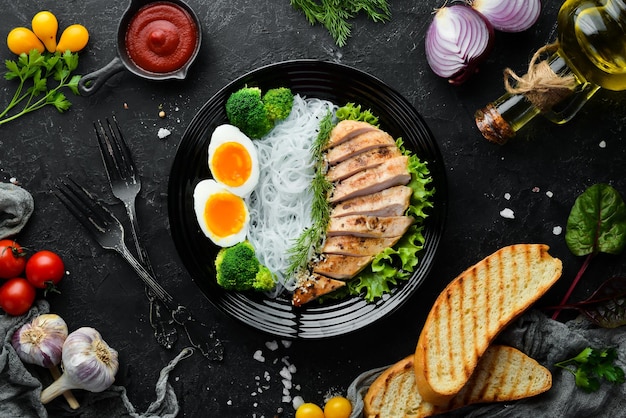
(290, 0), (391, 47)
(285, 110), (334, 276)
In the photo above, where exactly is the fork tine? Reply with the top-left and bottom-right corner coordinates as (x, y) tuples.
(109, 115), (137, 177)
(56, 178), (113, 230)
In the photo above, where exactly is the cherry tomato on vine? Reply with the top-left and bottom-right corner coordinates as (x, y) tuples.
(295, 402), (324, 418)
(0, 239), (26, 279)
(324, 396), (352, 418)
(25, 250), (65, 290)
(0, 278), (36, 315)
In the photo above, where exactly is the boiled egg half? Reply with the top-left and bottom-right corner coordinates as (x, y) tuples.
(208, 124), (259, 197)
(193, 179), (249, 247)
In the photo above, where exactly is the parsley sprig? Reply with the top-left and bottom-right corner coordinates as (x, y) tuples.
(290, 0), (391, 47)
(555, 347), (625, 392)
(1, 49), (81, 126)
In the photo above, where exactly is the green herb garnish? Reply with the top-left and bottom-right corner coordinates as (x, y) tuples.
(290, 0), (391, 47)
(285, 110), (334, 276)
(1, 49), (81, 126)
(555, 347), (625, 392)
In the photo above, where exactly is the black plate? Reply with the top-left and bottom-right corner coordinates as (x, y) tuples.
(168, 60), (447, 339)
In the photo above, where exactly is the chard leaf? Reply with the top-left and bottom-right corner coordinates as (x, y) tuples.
(565, 183), (626, 257)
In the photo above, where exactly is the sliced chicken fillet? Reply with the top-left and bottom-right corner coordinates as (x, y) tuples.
(322, 235), (402, 256)
(326, 146), (401, 182)
(326, 129), (396, 165)
(330, 156), (410, 203)
(324, 120), (379, 150)
(312, 254), (374, 280)
(331, 185), (413, 218)
(292, 273), (346, 307)
(327, 215), (414, 238)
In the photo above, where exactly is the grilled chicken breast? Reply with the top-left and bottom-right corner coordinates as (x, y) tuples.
(331, 185), (413, 218)
(324, 120), (379, 150)
(312, 254), (374, 280)
(292, 273), (346, 307)
(326, 129), (396, 165)
(330, 156), (411, 203)
(322, 235), (402, 256)
(327, 215), (414, 238)
(326, 146), (402, 182)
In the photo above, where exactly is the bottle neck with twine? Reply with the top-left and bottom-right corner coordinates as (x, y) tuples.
(503, 42), (578, 112)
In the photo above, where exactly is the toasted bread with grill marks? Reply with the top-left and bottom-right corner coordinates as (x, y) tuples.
(364, 345), (552, 418)
(413, 244), (561, 405)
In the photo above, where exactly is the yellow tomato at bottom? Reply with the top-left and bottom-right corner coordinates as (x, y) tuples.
(295, 402), (325, 418)
(324, 396), (352, 418)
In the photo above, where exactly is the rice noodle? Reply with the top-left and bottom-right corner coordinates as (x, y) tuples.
(246, 95), (337, 295)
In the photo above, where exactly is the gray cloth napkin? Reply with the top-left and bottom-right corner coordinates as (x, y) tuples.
(1, 300), (192, 418)
(348, 310), (626, 418)
(0, 182), (34, 239)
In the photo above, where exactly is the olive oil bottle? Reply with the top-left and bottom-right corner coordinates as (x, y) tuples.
(475, 0), (626, 144)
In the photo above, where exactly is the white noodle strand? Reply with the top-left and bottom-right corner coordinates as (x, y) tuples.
(246, 95), (337, 294)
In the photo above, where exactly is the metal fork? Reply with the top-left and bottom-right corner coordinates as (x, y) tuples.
(94, 116), (177, 349)
(56, 178), (223, 361)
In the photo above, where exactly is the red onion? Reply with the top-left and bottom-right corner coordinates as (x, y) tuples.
(425, 4), (495, 85)
(470, 0), (541, 32)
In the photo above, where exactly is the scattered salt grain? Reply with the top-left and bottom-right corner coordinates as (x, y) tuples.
(599, 140), (607, 148)
(504, 193), (511, 200)
(157, 127), (171, 139)
(532, 187), (540, 193)
(279, 366), (292, 380)
(281, 340), (292, 348)
(288, 364), (297, 374)
(282, 395), (292, 403)
(553, 226), (563, 235)
(546, 191), (554, 198)
(253, 350), (265, 362)
(292, 396), (305, 410)
(265, 340), (279, 351)
(500, 208), (515, 219)
(282, 379), (292, 390)
(227, 400), (232, 406)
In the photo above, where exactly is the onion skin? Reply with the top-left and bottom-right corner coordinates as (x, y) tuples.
(425, 4), (495, 85)
(471, 0), (541, 33)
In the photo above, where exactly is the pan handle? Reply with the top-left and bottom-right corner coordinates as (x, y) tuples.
(78, 57), (127, 96)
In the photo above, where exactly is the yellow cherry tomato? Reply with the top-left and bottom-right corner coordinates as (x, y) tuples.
(31, 11), (58, 52)
(295, 402), (325, 418)
(6, 27), (45, 55)
(56, 24), (89, 53)
(324, 396), (352, 418)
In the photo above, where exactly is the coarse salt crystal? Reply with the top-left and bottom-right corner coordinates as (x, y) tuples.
(288, 364), (297, 374)
(279, 366), (292, 380)
(599, 140), (607, 148)
(282, 379), (292, 390)
(504, 193), (511, 200)
(500, 208), (515, 219)
(292, 396), (305, 410)
(546, 191), (553, 198)
(282, 395), (292, 403)
(265, 340), (279, 351)
(553, 226), (563, 235)
(157, 127), (171, 139)
(253, 350), (265, 362)
(281, 340), (292, 348)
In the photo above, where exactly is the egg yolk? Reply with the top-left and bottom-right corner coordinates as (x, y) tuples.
(211, 142), (252, 188)
(204, 191), (246, 237)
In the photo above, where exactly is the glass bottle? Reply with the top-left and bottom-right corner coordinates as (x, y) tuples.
(475, 0), (626, 144)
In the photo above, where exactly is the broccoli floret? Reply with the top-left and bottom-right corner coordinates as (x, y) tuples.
(225, 87), (273, 139)
(263, 87), (294, 123)
(215, 241), (276, 292)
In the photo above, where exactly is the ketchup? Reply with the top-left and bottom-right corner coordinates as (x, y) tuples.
(125, 1), (198, 74)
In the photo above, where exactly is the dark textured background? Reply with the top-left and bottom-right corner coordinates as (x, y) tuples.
(2, 0), (626, 416)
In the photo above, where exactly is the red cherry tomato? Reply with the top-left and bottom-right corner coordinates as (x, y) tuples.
(25, 250), (65, 290)
(0, 239), (26, 279)
(0, 278), (36, 315)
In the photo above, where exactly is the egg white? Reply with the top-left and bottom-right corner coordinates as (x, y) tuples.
(193, 179), (249, 247)
(208, 124), (260, 197)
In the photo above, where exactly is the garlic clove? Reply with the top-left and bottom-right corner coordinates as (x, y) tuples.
(12, 313), (68, 368)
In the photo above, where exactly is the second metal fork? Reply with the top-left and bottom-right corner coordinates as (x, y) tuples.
(94, 116), (177, 349)
(56, 178), (223, 361)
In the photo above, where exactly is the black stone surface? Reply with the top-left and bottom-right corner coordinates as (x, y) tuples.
(2, 1), (626, 417)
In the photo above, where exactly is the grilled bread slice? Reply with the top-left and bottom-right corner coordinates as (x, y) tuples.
(414, 244), (562, 405)
(364, 345), (552, 418)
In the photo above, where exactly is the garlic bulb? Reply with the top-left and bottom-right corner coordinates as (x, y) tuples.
(12, 314), (68, 368)
(40, 327), (119, 404)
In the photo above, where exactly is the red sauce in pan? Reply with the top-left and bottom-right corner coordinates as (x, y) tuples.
(125, 1), (198, 73)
